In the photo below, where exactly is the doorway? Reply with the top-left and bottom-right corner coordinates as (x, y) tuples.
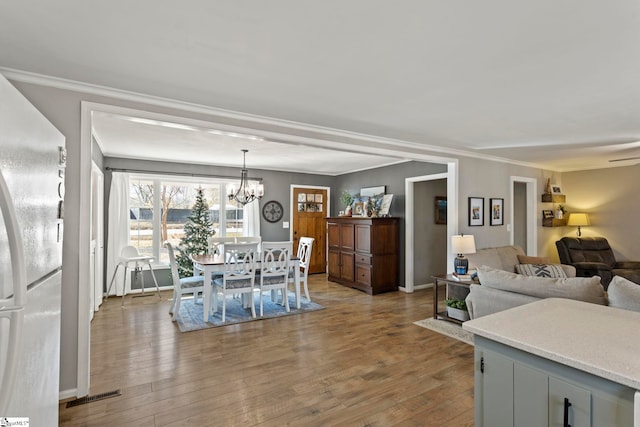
(510, 176), (537, 255)
(291, 185), (329, 274)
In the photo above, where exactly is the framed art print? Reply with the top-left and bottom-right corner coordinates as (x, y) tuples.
(468, 197), (484, 226)
(490, 198), (504, 226)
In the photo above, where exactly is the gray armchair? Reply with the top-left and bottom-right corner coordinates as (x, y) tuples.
(555, 237), (640, 289)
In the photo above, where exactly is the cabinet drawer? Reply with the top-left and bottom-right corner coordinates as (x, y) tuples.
(355, 265), (371, 286)
(355, 254), (371, 265)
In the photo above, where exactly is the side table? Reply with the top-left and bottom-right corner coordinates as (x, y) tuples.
(432, 274), (478, 324)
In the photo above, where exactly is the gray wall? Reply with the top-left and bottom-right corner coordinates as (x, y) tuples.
(414, 179), (447, 284)
(333, 161), (448, 284)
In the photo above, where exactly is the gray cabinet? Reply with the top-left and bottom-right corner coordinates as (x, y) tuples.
(475, 337), (634, 427)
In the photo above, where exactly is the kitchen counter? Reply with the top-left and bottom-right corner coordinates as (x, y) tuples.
(463, 298), (640, 390)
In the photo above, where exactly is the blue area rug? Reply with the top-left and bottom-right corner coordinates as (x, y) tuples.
(175, 291), (324, 332)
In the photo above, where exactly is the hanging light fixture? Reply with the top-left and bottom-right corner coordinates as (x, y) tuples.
(227, 149), (264, 205)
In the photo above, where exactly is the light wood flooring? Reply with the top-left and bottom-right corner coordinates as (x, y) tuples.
(59, 275), (474, 426)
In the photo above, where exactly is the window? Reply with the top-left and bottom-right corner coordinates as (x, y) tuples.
(127, 175), (245, 264)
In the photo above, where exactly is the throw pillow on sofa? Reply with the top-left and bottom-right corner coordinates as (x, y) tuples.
(517, 255), (550, 265)
(607, 275), (640, 313)
(477, 266), (607, 305)
(515, 263), (567, 278)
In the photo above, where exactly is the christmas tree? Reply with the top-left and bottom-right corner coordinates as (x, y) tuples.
(175, 187), (214, 277)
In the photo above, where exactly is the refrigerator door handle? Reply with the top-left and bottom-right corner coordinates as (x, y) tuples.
(0, 308), (24, 415)
(0, 169), (27, 309)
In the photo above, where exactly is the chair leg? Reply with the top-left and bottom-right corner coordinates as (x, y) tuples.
(222, 293), (226, 322)
(121, 266), (129, 306)
(303, 276), (311, 301)
(169, 289), (177, 315)
(249, 291), (256, 318)
(147, 261), (162, 298)
(259, 290), (264, 317)
(172, 294), (180, 321)
(284, 287), (290, 312)
(106, 263), (122, 299)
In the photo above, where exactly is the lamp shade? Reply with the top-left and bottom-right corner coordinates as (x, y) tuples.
(566, 213), (591, 227)
(451, 235), (476, 255)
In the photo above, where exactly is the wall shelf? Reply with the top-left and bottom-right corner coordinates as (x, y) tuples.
(541, 193), (565, 203)
(542, 218), (566, 227)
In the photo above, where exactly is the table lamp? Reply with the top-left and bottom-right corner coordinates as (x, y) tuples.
(452, 234), (476, 275)
(566, 212), (590, 237)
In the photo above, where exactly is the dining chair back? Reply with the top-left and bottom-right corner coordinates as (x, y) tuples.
(257, 241), (292, 316)
(212, 242), (259, 322)
(164, 241), (205, 321)
(290, 237), (314, 301)
(207, 236), (236, 256)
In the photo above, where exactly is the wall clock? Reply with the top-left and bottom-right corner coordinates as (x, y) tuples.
(262, 200), (284, 223)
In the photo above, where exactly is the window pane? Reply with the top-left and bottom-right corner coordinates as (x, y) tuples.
(129, 179), (155, 257)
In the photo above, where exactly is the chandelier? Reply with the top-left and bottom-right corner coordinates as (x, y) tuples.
(227, 149), (264, 205)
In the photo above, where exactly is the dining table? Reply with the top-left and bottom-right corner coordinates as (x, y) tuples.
(190, 253), (301, 322)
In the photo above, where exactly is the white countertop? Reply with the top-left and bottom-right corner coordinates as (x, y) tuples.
(463, 298), (640, 390)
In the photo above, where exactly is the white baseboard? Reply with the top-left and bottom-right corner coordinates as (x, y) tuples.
(59, 388), (78, 401)
(399, 282), (433, 293)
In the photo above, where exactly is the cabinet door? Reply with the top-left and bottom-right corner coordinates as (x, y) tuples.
(548, 376), (591, 427)
(514, 363), (548, 427)
(478, 349), (514, 427)
(327, 222), (340, 249)
(340, 223), (355, 250)
(354, 224), (370, 253)
(328, 249), (340, 278)
(340, 252), (354, 282)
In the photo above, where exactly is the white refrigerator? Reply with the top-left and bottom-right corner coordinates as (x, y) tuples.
(0, 74), (65, 425)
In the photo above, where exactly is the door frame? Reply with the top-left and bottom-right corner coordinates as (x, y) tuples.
(509, 176), (538, 255)
(403, 160), (458, 293)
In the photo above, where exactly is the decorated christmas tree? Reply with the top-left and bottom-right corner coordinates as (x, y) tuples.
(175, 187), (214, 277)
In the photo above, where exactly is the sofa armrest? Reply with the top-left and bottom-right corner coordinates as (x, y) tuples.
(614, 261), (640, 269)
(466, 284), (539, 319)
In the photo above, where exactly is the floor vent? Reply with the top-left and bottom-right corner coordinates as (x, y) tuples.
(65, 389), (121, 408)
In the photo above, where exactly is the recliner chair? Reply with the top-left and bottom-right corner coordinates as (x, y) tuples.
(555, 237), (640, 289)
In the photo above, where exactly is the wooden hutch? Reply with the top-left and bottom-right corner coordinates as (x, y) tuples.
(326, 216), (399, 294)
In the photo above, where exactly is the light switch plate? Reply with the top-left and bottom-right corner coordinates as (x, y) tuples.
(282, 221), (289, 228)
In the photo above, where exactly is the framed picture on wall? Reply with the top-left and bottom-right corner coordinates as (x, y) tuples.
(490, 198), (504, 226)
(434, 196), (447, 224)
(468, 197), (484, 226)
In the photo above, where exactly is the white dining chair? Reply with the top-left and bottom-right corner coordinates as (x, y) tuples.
(106, 245), (161, 306)
(257, 241), (292, 316)
(164, 241), (204, 321)
(211, 242), (259, 322)
(207, 236), (236, 256)
(289, 237), (314, 301)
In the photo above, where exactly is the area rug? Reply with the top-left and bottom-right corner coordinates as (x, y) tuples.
(413, 318), (474, 345)
(175, 291), (324, 332)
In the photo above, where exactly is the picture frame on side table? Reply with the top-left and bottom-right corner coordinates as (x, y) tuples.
(543, 209), (554, 219)
(352, 201), (367, 217)
(468, 197), (484, 226)
(490, 198), (504, 226)
(378, 194), (394, 216)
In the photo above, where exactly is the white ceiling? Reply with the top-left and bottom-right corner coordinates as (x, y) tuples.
(2, 0), (640, 173)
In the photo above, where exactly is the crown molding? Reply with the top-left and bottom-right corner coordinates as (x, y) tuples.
(1, 66), (549, 171)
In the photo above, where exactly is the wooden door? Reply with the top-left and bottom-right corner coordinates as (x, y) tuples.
(292, 187), (327, 274)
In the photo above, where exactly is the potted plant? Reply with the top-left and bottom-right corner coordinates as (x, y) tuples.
(341, 191), (354, 216)
(445, 298), (470, 322)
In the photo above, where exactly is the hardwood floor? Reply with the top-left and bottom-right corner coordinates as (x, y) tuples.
(59, 275), (475, 426)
